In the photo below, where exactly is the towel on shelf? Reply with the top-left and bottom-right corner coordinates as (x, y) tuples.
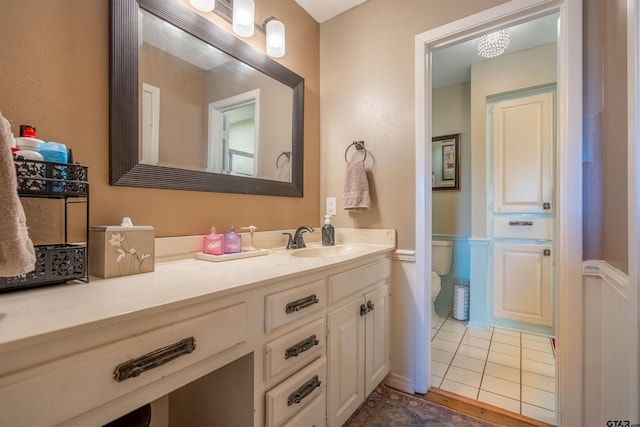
(343, 160), (371, 211)
(0, 111), (36, 277)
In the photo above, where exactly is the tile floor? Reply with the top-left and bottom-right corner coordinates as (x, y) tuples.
(431, 310), (557, 425)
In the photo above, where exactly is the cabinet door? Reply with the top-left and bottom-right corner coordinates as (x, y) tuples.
(493, 242), (552, 326)
(328, 297), (365, 427)
(492, 91), (554, 214)
(364, 284), (390, 396)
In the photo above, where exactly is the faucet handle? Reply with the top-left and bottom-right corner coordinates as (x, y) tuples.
(282, 232), (294, 249)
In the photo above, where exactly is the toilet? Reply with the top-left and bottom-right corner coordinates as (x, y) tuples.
(431, 240), (453, 324)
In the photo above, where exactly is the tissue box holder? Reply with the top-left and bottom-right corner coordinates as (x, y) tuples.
(90, 225), (155, 279)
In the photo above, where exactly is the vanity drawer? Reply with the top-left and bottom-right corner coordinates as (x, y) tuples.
(266, 356), (327, 427)
(265, 317), (325, 382)
(0, 302), (248, 427)
(493, 217), (552, 240)
(265, 279), (326, 334)
(328, 258), (390, 305)
(281, 389), (326, 427)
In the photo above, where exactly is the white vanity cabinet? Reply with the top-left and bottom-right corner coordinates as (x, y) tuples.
(0, 296), (251, 427)
(263, 278), (328, 427)
(326, 259), (391, 427)
(0, 233), (396, 427)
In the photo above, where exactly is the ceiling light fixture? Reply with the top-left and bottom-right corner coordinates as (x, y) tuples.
(188, 0), (215, 13)
(477, 29), (511, 58)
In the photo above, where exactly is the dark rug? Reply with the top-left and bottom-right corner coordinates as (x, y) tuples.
(343, 384), (500, 427)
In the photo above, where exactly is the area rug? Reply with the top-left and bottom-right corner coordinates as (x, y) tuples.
(342, 384), (500, 427)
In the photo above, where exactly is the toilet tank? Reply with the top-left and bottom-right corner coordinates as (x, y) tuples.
(432, 240), (453, 276)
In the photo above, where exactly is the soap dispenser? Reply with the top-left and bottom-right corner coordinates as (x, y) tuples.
(224, 225), (243, 254)
(322, 215), (335, 246)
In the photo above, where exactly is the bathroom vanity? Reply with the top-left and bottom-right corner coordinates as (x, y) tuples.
(0, 229), (394, 427)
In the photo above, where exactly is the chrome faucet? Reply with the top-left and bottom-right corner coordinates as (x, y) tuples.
(283, 226), (315, 249)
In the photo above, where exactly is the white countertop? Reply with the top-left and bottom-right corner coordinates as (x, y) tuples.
(0, 229), (395, 352)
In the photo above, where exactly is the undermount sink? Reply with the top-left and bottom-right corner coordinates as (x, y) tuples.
(290, 245), (362, 258)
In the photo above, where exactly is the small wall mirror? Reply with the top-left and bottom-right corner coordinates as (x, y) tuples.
(432, 133), (460, 191)
(110, 0), (304, 196)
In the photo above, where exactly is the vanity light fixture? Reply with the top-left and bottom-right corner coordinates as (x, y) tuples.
(265, 17), (285, 58)
(188, 0), (286, 58)
(233, 0), (255, 37)
(189, 0), (215, 13)
(477, 29), (511, 58)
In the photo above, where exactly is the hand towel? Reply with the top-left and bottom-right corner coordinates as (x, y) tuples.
(0, 111), (36, 277)
(343, 160), (370, 211)
(275, 160), (292, 182)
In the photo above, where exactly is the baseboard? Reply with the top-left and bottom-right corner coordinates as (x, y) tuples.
(426, 387), (556, 427)
(383, 373), (415, 394)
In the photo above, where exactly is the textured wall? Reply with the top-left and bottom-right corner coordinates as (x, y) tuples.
(319, 0), (508, 250)
(0, 0), (320, 237)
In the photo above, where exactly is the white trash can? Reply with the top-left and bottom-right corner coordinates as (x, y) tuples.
(452, 279), (470, 321)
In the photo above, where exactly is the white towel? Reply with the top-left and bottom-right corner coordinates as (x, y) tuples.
(0, 112), (36, 277)
(343, 160), (370, 211)
(275, 160), (291, 182)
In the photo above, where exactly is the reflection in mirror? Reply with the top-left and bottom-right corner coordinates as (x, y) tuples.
(432, 134), (460, 191)
(110, 0), (304, 196)
(139, 9), (293, 180)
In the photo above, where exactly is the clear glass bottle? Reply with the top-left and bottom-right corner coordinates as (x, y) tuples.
(223, 225), (242, 254)
(203, 226), (224, 255)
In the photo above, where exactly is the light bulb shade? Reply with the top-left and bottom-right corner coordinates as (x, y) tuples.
(477, 29), (511, 58)
(189, 0), (214, 12)
(233, 0), (255, 37)
(266, 19), (285, 58)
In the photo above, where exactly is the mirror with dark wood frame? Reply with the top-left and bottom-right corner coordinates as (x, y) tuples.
(110, 0), (304, 196)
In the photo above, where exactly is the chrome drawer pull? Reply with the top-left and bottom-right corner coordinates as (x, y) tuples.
(360, 303), (368, 317)
(285, 294), (319, 314)
(287, 375), (321, 406)
(285, 334), (320, 359)
(508, 221), (534, 226)
(367, 300), (375, 312)
(113, 337), (196, 382)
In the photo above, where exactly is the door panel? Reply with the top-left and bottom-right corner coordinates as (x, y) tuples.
(493, 242), (552, 326)
(492, 91), (554, 214)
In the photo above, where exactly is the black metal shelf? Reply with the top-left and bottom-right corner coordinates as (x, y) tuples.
(0, 158), (90, 292)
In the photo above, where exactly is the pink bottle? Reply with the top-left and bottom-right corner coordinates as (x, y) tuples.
(203, 226), (224, 255)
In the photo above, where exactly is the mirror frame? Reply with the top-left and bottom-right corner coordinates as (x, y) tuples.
(432, 133), (460, 191)
(109, 0), (304, 197)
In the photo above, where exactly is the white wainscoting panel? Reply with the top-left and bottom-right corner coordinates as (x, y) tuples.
(386, 250), (417, 393)
(583, 261), (634, 425)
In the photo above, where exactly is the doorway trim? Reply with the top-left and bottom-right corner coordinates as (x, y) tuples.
(414, 0), (583, 425)
(627, 0), (640, 419)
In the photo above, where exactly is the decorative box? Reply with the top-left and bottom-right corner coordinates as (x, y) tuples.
(90, 225), (155, 279)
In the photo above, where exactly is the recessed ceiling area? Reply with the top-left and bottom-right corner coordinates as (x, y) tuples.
(294, 0), (368, 23)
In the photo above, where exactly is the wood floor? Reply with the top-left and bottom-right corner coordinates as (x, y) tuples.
(420, 387), (556, 427)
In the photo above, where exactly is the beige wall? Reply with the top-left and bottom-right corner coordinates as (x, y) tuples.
(470, 43), (557, 237)
(319, 0), (508, 250)
(0, 0), (319, 238)
(432, 82), (471, 236)
(602, 0), (628, 272)
(142, 44), (208, 169)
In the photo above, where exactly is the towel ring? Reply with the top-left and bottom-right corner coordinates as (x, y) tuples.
(276, 151), (292, 169)
(344, 141), (367, 162)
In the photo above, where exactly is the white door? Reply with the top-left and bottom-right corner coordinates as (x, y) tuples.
(493, 242), (553, 326)
(364, 284), (390, 396)
(492, 91), (554, 214)
(328, 297), (365, 427)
